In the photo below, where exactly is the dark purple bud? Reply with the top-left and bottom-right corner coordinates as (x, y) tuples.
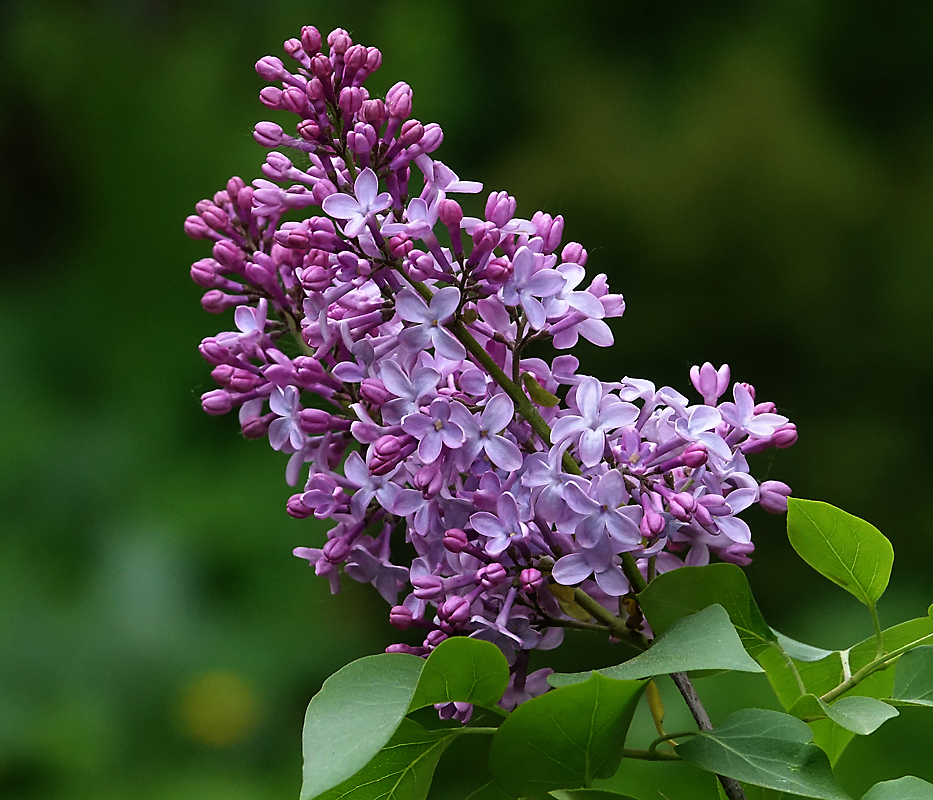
(287, 494), (313, 519)
(210, 364), (234, 386)
(438, 199), (463, 226)
(760, 481), (792, 514)
(425, 630), (448, 648)
(253, 121), (284, 148)
(388, 234), (413, 259)
(775, 423), (797, 448)
(305, 77), (326, 102)
(201, 389), (233, 416)
(480, 563), (508, 588)
(414, 464), (444, 497)
(389, 605), (414, 630)
(399, 119), (424, 146)
(361, 98), (386, 125)
(443, 528), (469, 553)
(683, 443), (708, 468)
(520, 568), (543, 592)
(228, 368), (262, 393)
(438, 595), (471, 625)
(360, 378), (392, 406)
(255, 55), (286, 81)
(344, 44), (367, 72)
(241, 414), (273, 439)
(301, 26), (322, 55)
(386, 81), (413, 118)
(259, 86), (285, 109)
(561, 242), (588, 266)
(323, 537), (350, 563)
(327, 28), (352, 54)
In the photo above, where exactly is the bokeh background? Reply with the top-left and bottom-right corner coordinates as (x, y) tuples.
(2, 1), (933, 798)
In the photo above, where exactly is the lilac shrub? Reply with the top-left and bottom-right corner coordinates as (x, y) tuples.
(186, 25), (796, 701)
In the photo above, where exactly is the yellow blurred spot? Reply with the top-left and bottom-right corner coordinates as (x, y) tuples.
(176, 671), (260, 747)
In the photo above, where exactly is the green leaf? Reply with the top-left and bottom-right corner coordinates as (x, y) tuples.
(550, 791), (641, 800)
(464, 782), (516, 800)
(409, 636), (510, 712)
(677, 709), (852, 800)
(638, 563), (777, 659)
(786, 499), (893, 607)
(892, 645), (933, 707)
(301, 654), (425, 800)
(862, 776), (933, 799)
(549, 605), (762, 687)
(488, 673), (645, 799)
(317, 719), (457, 800)
(522, 372), (560, 406)
(789, 693), (897, 735)
(773, 630), (834, 663)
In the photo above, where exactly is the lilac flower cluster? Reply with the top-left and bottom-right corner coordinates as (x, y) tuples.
(186, 26), (796, 703)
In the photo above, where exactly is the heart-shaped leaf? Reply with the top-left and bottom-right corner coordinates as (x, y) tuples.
(409, 636), (510, 712)
(638, 563), (777, 659)
(862, 776), (933, 799)
(677, 708), (852, 800)
(301, 653), (424, 800)
(786, 499), (893, 608)
(549, 605), (761, 687)
(316, 718), (457, 800)
(488, 674), (645, 799)
(892, 645), (933, 707)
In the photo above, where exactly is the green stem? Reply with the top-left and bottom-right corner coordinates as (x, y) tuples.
(772, 641), (807, 697)
(623, 747), (680, 762)
(571, 588), (649, 650)
(457, 727), (500, 735)
(821, 631), (933, 703)
(869, 603), (884, 660)
(646, 730), (698, 757)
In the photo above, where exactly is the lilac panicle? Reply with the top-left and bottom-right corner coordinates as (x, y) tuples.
(186, 24), (797, 710)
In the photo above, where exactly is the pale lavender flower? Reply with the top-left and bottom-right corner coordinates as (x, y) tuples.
(322, 168), (391, 237)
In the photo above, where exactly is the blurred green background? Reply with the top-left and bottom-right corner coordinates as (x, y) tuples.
(2, 0), (932, 798)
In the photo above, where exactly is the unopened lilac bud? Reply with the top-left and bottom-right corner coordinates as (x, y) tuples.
(322, 537), (350, 563)
(533, 212), (565, 254)
(311, 180), (338, 207)
(669, 499), (691, 522)
(339, 86), (364, 115)
(412, 575), (444, 600)
(241, 414), (273, 439)
(754, 401), (777, 414)
(300, 408), (337, 434)
(485, 191), (517, 228)
(690, 363), (731, 405)
(365, 47), (382, 73)
(213, 239), (245, 269)
(347, 121), (377, 153)
(200, 290), (247, 313)
(640, 511), (665, 538)
(253, 121), (284, 148)
(255, 55), (287, 81)
(228, 368), (262, 392)
(399, 119), (424, 146)
(327, 27), (352, 54)
(479, 563), (508, 588)
(674, 492), (696, 513)
(301, 26), (322, 55)
(184, 214), (213, 239)
(283, 37), (310, 67)
(520, 568), (544, 592)
(361, 98), (386, 125)
(201, 389), (233, 416)
(419, 123), (443, 153)
(190, 258), (221, 288)
(211, 364), (234, 386)
(287, 494), (313, 519)
(561, 242), (588, 266)
(438, 199), (463, 227)
(343, 44), (367, 73)
(196, 201), (229, 231)
(360, 378), (392, 406)
(389, 605), (414, 630)
(720, 542), (755, 567)
(310, 53), (333, 79)
(439, 595), (471, 626)
(281, 86), (308, 114)
(693, 504), (714, 528)
(414, 463), (444, 497)
(386, 643), (418, 655)
(386, 81), (413, 118)
(698, 494), (730, 516)
(425, 630), (447, 648)
(759, 481), (792, 514)
(774, 423), (797, 448)
(682, 443), (708, 468)
(482, 256), (511, 284)
(738, 382), (756, 402)
(259, 86), (284, 109)
(388, 234), (413, 259)
(443, 528), (469, 553)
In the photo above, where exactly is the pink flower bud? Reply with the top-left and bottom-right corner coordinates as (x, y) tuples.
(386, 81), (413, 118)
(388, 234), (413, 259)
(399, 119), (424, 146)
(255, 55), (286, 81)
(361, 98), (386, 125)
(360, 378), (392, 405)
(283, 38), (310, 68)
(439, 595), (471, 625)
(253, 121), (284, 148)
(327, 27), (352, 54)
(419, 123), (443, 152)
(443, 528), (469, 553)
(322, 537), (350, 563)
(259, 86), (284, 109)
(759, 481), (792, 514)
(300, 26), (322, 55)
(241, 414), (272, 439)
(412, 575), (444, 600)
(310, 53), (333, 79)
(201, 389), (232, 416)
(479, 563), (508, 588)
(561, 242), (588, 265)
(287, 494), (313, 519)
(389, 606), (414, 630)
(774, 423), (797, 449)
(438, 199), (463, 226)
(520, 568), (543, 592)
